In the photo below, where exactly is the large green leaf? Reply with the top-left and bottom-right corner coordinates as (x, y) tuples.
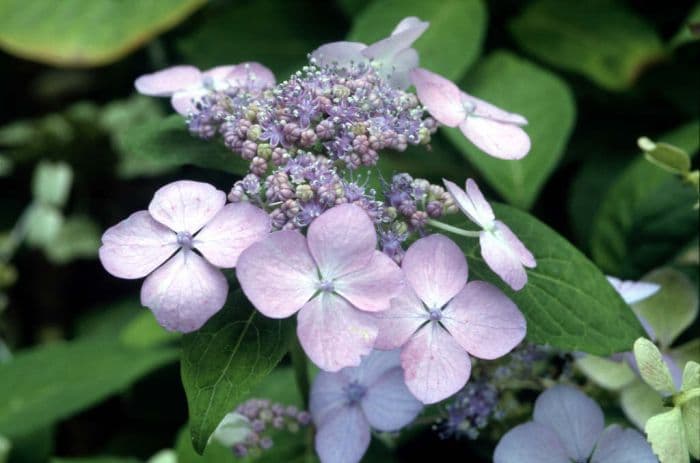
(443, 51), (575, 209)
(449, 204), (645, 354)
(0, 0), (205, 67)
(509, 0), (665, 91)
(590, 121), (700, 277)
(181, 291), (295, 454)
(176, 0), (340, 78)
(120, 115), (249, 175)
(0, 339), (177, 439)
(348, 0), (487, 81)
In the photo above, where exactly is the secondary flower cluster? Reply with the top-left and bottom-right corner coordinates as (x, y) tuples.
(100, 14), (547, 463)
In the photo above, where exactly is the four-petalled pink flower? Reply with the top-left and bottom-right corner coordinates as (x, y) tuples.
(134, 62), (275, 115)
(410, 67), (531, 160)
(375, 234), (526, 404)
(310, 349), (423, 463)
(443, 178), (536, 291)
(236, 204), (403, 372)
(99, 180), (270, 332)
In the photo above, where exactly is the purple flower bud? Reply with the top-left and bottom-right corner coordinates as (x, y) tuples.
(241, 140), (258, 160)
(426, 200), (443, 218)
(410, 210), (428, 229)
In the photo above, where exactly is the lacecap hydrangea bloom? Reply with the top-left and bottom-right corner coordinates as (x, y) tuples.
(494, 385), (657, 463)
(99, 180), (269, 332)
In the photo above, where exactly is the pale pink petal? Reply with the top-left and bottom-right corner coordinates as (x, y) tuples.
(533, 385), (605, 462)
(384, 48), (419, 89)
(140, 249), (228, 333)
(307, 204), (376, 280)
(480, 222), (534, 291)
(194, 203), (270, 268)
(493, 422), (570, 463)
(170, 90), (202, 115)
(314, 405), (370, 463)
(361, 368), (423, 431)
(363, 17), (427, 63)
(334, 250), (403, 312)
(401, 234), (467, 309)
(201, 65), (238, 83)
(236, 230), (317, 318)
(134, 65), (201, 96)
(374, 285), (428, 350)
(297, 292), (378, 372)
(224, 62), (276, 91)
(391, 17), (429, 36)
(99, 210), (178, 279)
(442, 178), (487, 227)
(459, 116), (531, 160)
(401, 323), (471, 404)
(461, 92), (528, 126)
(464, 178), (496, 224)
(311, 41), (369, 69)
(590, 425), (657, 463)
(410, 68), (465, 127)
(606, 276), (660, 305)
(310, 370), (350, 427)
(442, 281), (526, 359)
(148, 180), (226, 234)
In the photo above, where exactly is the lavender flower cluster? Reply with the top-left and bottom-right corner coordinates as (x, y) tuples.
(188, 62), (436, 177)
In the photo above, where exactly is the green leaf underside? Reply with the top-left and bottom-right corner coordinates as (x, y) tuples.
(0, 0), (206, 67)
(348, 0), (487, 81)
(591, 121), (700, 277)
(450, 203), (645, 354)
(509, 0), (664, 90)
(181, 291), (295, 454)
(443, 51), (575, 210)
(0, 339), (177, 439)
(121, 115), (249, 175)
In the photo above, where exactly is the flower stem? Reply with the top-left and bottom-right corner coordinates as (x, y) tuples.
(290, 336), (310, 409)
(427, 219), (481, 238)
(673, 386), (700, 407)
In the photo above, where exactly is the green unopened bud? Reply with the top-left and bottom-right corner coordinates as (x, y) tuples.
(350, 122), (367, 136)
(296, 184), (314, 202)
(385, 207), (398, 221)
(247, 124), (262, 141)
(418, 126), (431, 144)
(257, 143), (272, 160)
(638, 137), (691, 174)
(332, 84), (351, 99)
(245, 108), (259, 122)
(391, 220), (408, 235)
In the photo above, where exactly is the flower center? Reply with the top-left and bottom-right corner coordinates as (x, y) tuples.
(177, 231), (194, 249)
(317, 279), (335, 293)
(344, 381), (367, 406)
(429, 308), (442, 321)
(462, 100), (476, 115)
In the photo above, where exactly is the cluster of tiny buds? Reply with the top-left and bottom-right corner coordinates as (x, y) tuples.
(188, 60), (437, 178)
(435, 378), (503, 440)
(231, 398), (311, 458)
(228, 152), (385, 230)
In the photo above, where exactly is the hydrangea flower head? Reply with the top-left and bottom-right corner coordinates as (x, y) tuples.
(410, 67), (531, 159)
(494, 385), (657, 463)
(311, 16), (428, 89)
(310, 349), (423, 463)
(443, 178), (536, 290)
(375, 234), (526, 404)
(134, 63), (275, 114)
(99, 180), (270, 332)
(236, 204), (403, 371)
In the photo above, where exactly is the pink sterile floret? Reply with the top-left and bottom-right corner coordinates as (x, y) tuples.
(99, 180), (270, 332)
(443, 178), (536, 291)
(375, 234), (526, 404)
(410, 67), (531, 160)
(236, 203), (404, 372)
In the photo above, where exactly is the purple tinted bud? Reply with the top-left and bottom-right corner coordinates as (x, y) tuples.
(250, 156), (268, 176)
(260, 437), (274, 450)
(241, 140), (258, 160)
(296, 411), (311, 425)
(252, 419), (265, 433)
(410, 210), (428, 229)
(233, 444), (248, 457)
(398, 199), (417, 217)
(427, 200), (443, 218)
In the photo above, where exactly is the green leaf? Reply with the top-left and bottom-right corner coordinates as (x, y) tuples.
(671, 2), (700, 48)
(681, 362), (700, 458)
(450, 203), (645, 354)
(121, 115), (249, 175)
(31, 161), (73, 208)
(672, 339), (700, 370)
(632, 268), (698, 349)
(44, 216), (101, 264)
(51, 458), (141, 463)
(348, 0), (487, 81)
(638, 137), (692, 175)
(591, 121), (700, 277)
(181, 291), (295, 454)
(0, 339), (177, 439)
(645, 407), (689, 463)
(509, 0), (665, 91)
(575, 355), (636, 390)
(0, 0), (205, 67)
(175, 426), (232, 463)
(120, 311), (181, 349)
(176, 0), (340, 78)
(634, 337), (676, 395)
(443, 51), (575, 209)
(621, 380), (665, 429)
(0, 435), (9, 463)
